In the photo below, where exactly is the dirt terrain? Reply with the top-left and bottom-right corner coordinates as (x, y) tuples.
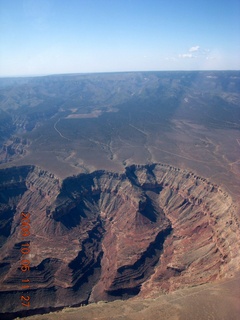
(23, 275), (240, 320)
(0, 71), (239, 319)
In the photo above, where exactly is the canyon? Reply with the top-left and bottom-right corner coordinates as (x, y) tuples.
(0, 163), (239, 319)
(0, 71), (239, 319)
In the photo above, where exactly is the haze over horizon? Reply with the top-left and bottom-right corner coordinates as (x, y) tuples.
(0, 0), (240, 77)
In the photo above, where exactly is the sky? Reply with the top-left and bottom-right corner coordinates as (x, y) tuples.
(0, 0), (240, 76)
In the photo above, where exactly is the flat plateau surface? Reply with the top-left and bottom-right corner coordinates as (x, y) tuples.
(24, 274), (240, 320)
(1, 71), (240, 205)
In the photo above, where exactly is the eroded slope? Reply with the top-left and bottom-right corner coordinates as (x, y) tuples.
(0, 163), (239, 318)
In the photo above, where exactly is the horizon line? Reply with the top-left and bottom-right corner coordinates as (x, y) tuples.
(0, 69), (240, 79)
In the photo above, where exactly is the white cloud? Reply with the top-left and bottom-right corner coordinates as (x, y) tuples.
(168, 46), (212, 66)
(189, 45), (200, 52)
(178, 45), (205, 59)
(179, 53), (193, 59)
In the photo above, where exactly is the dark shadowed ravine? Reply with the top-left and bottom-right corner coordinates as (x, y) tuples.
(0, 163), (239, 319)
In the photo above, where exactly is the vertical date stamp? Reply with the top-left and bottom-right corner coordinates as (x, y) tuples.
(20, 212), (31, 308)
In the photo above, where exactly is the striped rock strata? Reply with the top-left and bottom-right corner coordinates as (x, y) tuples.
(0, 163), (239, 317)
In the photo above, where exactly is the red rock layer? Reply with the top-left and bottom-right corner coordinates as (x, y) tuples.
(0, 163), (239, 316)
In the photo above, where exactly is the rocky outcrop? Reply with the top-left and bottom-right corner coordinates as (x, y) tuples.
(0, 137), (30, 164)
(0, 163), (239, 318)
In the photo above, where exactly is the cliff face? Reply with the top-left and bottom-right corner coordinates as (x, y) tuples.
(0, 164), (239, 316)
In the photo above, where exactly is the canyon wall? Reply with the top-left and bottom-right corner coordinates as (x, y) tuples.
(0, 163), (239, 317)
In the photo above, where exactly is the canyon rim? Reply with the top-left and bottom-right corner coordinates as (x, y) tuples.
(0, 71), (240, 319)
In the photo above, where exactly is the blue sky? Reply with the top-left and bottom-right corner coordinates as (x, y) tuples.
(0, 0), (240, 76)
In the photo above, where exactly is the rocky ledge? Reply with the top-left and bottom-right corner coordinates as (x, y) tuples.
(0, 163), (239, 317)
